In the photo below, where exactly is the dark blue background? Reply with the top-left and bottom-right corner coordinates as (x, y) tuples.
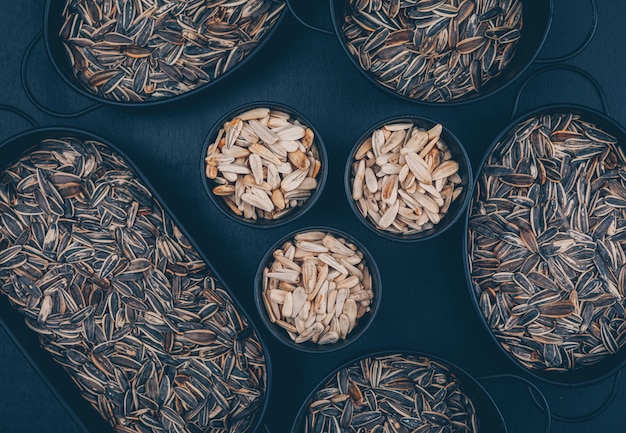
(0, 1), (624, 432)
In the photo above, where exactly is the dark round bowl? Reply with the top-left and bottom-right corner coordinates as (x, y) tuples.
(464, 104), (626, 387)
(344, 115), (473, 242)
(329, 0), (553, 106)
(254, 226), (382, 353)
(43, 0), (287, 107)
(201, 101), (328, 228)
(0, 126), (272, 433)
(290, 350), (508, 433)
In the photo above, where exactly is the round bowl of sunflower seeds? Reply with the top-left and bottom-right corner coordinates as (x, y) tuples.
(345, 115), (472, 242)
(290, 351), (515, 433)
(46, 0), (287, 106)
(465, 105), (626, 386)
(330, 0), (552, 105)
(254, 227), (381, 353)
(201, 102), (328, 228)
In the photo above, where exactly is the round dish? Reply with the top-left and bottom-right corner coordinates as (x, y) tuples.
(201, 101), (328, 228)
(345, 115), (472, 242)
(254, 226), (382, 353)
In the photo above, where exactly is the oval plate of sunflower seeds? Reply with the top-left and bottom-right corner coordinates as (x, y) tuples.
(0, 127), (272, 433)
(329, 0), (552, 105)
(44, 0), (287, 106)
(290, 350), (512, 433)
(465, 105), (626, 386)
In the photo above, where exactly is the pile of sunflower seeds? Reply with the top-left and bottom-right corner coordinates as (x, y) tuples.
(0, 137), (267, 433)
(205, 107), (322, 222)
(299, 353), (478, 433)
(350, 121), (463, 235)
(342, 0), (523, 102)
(59, 0), (285, 102)
(468, 113), (626, 371)
(261, 230), (374, 345)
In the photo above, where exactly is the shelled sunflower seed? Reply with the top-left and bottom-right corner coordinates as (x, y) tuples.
(342, 0), (523, 102)
(261, 231), (374, 345)
(205, 107), (322, 221)
(350, 121), (463, 235)
(469, 113), (626, 372)
(59, 0), (285, 102)
(299, 353), (478, 433)
(0, 137), (267, 433)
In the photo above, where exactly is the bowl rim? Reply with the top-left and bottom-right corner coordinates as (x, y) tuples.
(43, 0), (288, 108)
(328, 0), (555, 106)
(463, 103), (626, 387)
(253, 225), (383, 353)
(200, 100), (329, 229)
(344, 114), (474, 242)
(0, 126), (274, 432)
(289, 348), (507, 433)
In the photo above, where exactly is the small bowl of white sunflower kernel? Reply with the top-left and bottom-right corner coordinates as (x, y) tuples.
(202, 102), (328, 228)
(345, 115), (473, 241)
(254, 227), (382, 353)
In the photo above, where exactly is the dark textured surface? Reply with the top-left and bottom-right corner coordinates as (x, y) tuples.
(0, 1), (625, 432)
